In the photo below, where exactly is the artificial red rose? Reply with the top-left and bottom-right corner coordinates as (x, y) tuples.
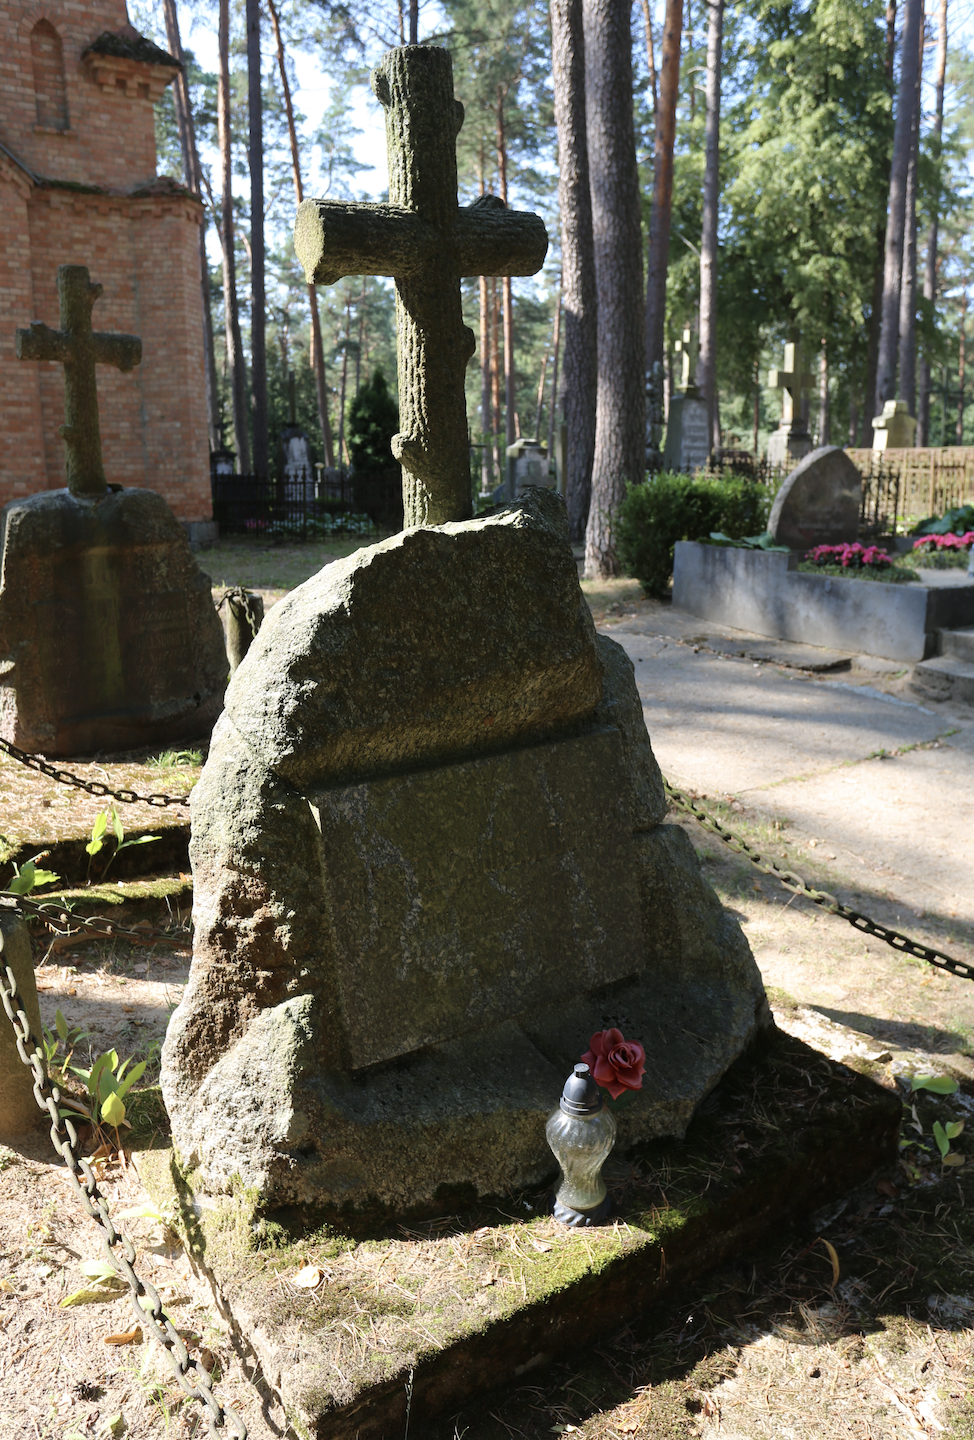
(581, 1029), (646, 1100)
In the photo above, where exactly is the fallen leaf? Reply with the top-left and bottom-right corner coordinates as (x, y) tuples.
(818, 1237), (840, 1288)
(293, 1265), (325, 1289)
(876, 1178), (898, 1199)
(481, 1275), (497, 1287)
(104, 1326), (142, 1345)
(528, 1237), (553, 1253)
(943, 1154), (965, 1167)
(199, 1347), (216, 1373)
(61, 1285), (125, 1307)
(0, 1279), (14, 1293)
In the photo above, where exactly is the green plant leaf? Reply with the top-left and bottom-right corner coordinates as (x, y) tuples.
(933, 1120), (950, 1158)
(55, 1010), (68, 1043)
(111, 807), (124, 846)
(116, 834), (160, 852)
(945, 1120), (965, 1140)
(101, 1091), (126, 1128)
(115, 1060), (147, 1099)
(911, 1074), (960, 1094)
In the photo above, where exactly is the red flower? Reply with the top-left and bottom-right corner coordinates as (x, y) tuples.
(581, 1029), (646, 1100)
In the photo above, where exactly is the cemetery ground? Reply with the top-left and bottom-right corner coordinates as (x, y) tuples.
(0, 544), (973, 1438)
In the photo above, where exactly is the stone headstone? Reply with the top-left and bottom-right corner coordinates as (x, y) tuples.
(662, 327), (710, 473)
(3, 264), (226, 756)
(161, 487), (768, 1216)
(279, 369), (314, 500)
(872, 399), (917, 451)
(294, 46), (548, 528)
(767, 445), (863, 550)
(766, 340), (813, 468)
(506, 436), (550, 497)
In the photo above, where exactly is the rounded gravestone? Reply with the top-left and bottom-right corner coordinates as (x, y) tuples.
(767, 445), (863, 551)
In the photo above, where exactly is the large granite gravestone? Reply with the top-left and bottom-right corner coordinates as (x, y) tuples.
(662, 327), (710, 473)
(161, 46), (768, 1220)
(2, 265), (226, 755)
(768, 445), (863, 551)
(161, 488), (769, 1215)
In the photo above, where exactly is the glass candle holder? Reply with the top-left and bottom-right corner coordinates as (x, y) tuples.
(545, 1063), (617, 1226)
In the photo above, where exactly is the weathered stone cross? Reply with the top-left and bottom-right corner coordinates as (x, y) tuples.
(674, 326), (700, 392)
(294, 45), (548, 528)
(16, 265), (142, 498)
(768, 340), (813, 429)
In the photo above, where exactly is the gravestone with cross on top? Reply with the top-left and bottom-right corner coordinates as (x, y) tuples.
(0, 264), (227, 756)
(767, 340), (814, 468)
(662, 325), (711, 473)
(161, 45), (768, 1232)
(294, 44), (548, 527)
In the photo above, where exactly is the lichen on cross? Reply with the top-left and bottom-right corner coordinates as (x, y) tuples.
(16, 265), (142, 499)
(294, 45), (548, 528)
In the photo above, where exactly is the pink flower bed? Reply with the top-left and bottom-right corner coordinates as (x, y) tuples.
(912, 532), (974, 552)
(805, 542), (893, 570)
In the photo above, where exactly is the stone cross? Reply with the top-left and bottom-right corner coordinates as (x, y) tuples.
(674, 326), (700, 392)
(768, 341), (812, 428)
(294, 45), (548, 527)
(15, 265), (142, 498)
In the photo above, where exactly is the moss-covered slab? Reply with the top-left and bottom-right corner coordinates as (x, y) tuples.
(136, 1028), (900, 1440)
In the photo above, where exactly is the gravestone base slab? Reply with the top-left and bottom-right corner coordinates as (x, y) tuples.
(137, 1028), (900, 1440)
(0, 488), (227, 756)
(767, 427), (813, 469)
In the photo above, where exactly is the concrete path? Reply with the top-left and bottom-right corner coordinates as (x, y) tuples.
(606, 609), (974, 927)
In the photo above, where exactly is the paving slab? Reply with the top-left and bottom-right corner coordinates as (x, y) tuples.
(607, 619), (974, 926)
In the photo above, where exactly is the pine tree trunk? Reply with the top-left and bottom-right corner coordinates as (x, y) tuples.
(490, 279), (503, 480)
(162, 0), (220, 453)
(583, 0), (646, 579)
(478, 156), (492, 494)
(218, 0), (250, 472)
(957, 291), (967, 443)
(267, 0), (334, 466)
(875, 0), (922, 414)
(550, 0), (598, 542)
(246, 0), (268, 475)
(818, 339), (830, 444)
(918, 0), (948, 446)
(496, 93), (516, 490)
(639, 0), (658, 126)
(645, 0), (683, 378)
(862, 233), (885, 443)
(697, 0), (723, 451)
(547, 283), (563, 460)
(897, 10), (924, 424)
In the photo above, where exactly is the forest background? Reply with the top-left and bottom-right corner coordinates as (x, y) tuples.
(134, 0), (974, 510)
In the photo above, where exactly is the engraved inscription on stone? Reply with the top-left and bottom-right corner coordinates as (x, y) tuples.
(680, 400), (710, 469)
(309, 727), (642, 1070)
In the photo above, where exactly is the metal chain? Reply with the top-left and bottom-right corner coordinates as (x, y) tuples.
(1, 894), (190, 948)
(665, 780), (974, 984)
(0, 734), (192, 807)
(0, 935), (247, 1436)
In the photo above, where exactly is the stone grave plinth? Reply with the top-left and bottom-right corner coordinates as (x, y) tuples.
(662, 327), (710, 474)
(161, 488), (769, 1215)
(2, 264), (227, 756)
(766, 340), (813, 469)
(872, 398), (918, 450)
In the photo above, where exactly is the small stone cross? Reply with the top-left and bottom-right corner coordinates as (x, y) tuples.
(768, 341), (812, 428)
(674, 326), (700, 392)
(294, 45), (548, 527)
(16, 265), (141, 498)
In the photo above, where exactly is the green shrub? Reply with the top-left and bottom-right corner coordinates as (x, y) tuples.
(347, 367), (399, 474)
(616, 473), (774, 596)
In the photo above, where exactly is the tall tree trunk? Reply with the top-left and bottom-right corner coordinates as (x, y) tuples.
(338, 295), (351, 465)
(818, 338), (830, 444)
(162, 0), (219, 451)
(645, 0), (683, 378)
(583, 0), (646, 578)
(551, 0), (598, 541)
(496, 91), (516, 486)
(478, 153), (492, 493)
(409, 0), (418, 44)
(897, 8), (924, 424)
(547, 282), (563, 460)
(918, 0), (948, 446)
(639, 0), (658, 126)
(862, 3), (898, 443)
(957, 290), (967, 443)
(490, 278), (503, 481)
(697, 0), (723, 450)
(875, 0), (922, 414)
(535, 331), (550, 438)
(267, 0), (334, 466)
(218, 0), (250, 471)
(247, 0), (268, 474)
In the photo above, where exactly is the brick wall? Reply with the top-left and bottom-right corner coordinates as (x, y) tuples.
(0, 1), (212, 521)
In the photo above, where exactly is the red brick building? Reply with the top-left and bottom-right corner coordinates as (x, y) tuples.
(0, 0), (212, 522)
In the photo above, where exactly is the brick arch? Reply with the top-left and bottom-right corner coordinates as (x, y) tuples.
(30, 17), (69, 130)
